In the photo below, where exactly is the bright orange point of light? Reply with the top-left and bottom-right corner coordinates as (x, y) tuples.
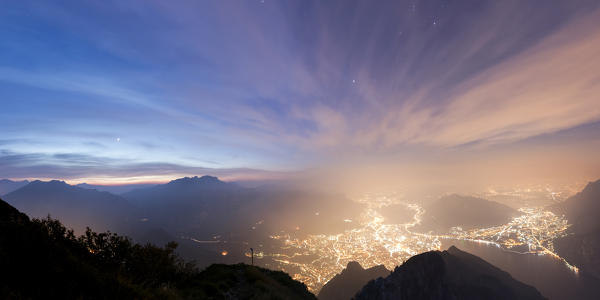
(221, 250), (228, 256)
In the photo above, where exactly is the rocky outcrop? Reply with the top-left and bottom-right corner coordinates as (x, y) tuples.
(354, 246), (546, 300)
(318, 261), (389, 300)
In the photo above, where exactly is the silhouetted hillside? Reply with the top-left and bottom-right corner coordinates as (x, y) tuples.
(414, 194), (519, 233)
(196, 264), (317, 299)
(0, 179), (29, 196)
(2, 180), (215, 264)
(440, 240), (600, 300)
(4, 180), (137, 234)
(550, 179), (600, 278)
(318, 261), (389, 300)
(0, 197), (190, 299)
(354, 246), (546, 300)
(0, 197), (318, 299)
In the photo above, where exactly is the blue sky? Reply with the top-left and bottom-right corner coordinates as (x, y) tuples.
(1, 0), (600, 184)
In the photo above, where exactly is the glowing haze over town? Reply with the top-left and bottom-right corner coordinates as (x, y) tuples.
(253, 185), (581, 291)
(1, 1), (600, 299)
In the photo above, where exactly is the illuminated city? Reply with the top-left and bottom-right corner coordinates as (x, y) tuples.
(2, 1), (600, 299)
(261, 191), (577, 292)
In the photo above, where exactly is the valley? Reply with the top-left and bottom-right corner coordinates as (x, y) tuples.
(259, 191), (576, 292)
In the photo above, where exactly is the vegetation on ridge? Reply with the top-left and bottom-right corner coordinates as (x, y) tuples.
(0, 198), (315, 299)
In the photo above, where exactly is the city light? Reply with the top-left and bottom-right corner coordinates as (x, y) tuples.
(263, 192), (576, 292)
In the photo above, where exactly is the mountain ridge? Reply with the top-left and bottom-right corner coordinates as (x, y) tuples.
(354, 245), (547, 300)
(414, 194), (519, 233)
(0, 196), (317, 299)
(76, 182), (156, 194)
(550, 179), (600, 278)
(318, 261), (389, 300)
(4, 180), (137, 234)
(0, 179), (30, 196)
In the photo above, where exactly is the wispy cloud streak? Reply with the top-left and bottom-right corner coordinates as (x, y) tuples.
(1, 0), (599, 181)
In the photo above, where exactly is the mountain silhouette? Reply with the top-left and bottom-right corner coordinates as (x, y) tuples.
(1, 180), (206, 258)
(0, 197), (318, 299)
(76, 182), (156, 194)
(0, 196), (131, 298)
(2, 176), (363, 266)
(197, 264), (317, 299)
(318, 261), (389, 300)
(121, 176), (252, 237)
(122, 175), (364, 238)
(414, 194), (519, 233)
(439, 240), (600, 300)
(354, 246), (547, 300)
(0, 179), (29, 196)
(4, 180), (137, 234)
(550, 179), (600, 278)
(122, 175), (240, 207)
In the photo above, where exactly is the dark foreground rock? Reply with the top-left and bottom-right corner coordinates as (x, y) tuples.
(354, 246), (546, 300)
(0, 197), (317, 299)
(318, 261), (389, 300)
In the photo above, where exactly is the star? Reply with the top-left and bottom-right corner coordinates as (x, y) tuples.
(116, 137), (121, 142)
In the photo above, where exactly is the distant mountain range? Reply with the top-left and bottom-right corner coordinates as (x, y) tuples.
(413, 194), (519, 233)
(1, 179), (154, 196)
(121, 175), (253, 237)
(551, 179), (600, 278)
(1, 179), (225, 265)
(2, 176), (364, 239)
(0, 179), (29, 196)
(1, 176), (364, 267)
(76, 182), (156, 194)
(355, 246), (547, 300)
(318, 261), (389, 300)
(3, 180), (137, 234)
(121, 175), (364, 237)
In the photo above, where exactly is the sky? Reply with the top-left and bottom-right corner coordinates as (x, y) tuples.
(1, 0), (600, 185)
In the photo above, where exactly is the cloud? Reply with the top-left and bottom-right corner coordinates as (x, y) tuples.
(0, 150), (286, 183)
(407, 11), (600, 147)
(278, 4), (600, 154)
(1, 0), (599, 181)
